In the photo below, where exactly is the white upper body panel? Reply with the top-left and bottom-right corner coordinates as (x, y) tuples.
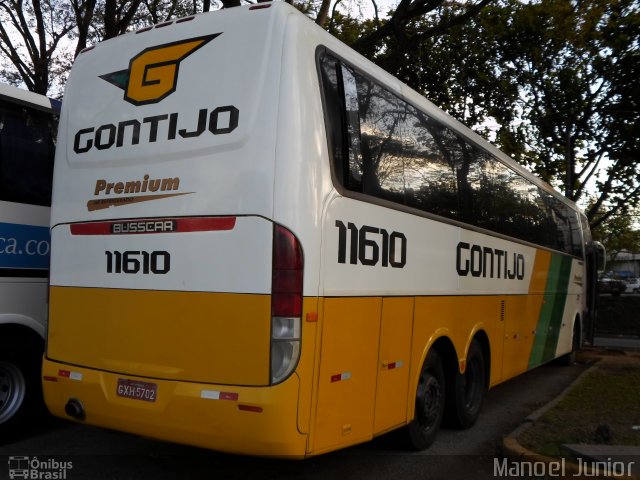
(51, 3), (585, 300)
(52, 4), (289, 226)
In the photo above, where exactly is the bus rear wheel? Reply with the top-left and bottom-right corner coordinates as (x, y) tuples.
(405, 349), (445, 450)
(0, 333), (44, 441)
(449, 339), (486, 429)
(558, 320), (580, 366)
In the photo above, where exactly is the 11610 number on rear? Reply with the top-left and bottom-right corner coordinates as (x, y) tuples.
(105, 250), (170, 274)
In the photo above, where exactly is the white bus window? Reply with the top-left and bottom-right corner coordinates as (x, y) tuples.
(0, 102), (56, 206)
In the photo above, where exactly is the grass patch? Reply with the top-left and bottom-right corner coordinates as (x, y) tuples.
(518, 354), (640, 457)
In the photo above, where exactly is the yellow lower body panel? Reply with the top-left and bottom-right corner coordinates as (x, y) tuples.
(42, 359), (307, 457)
(43, 288), (564, 457)
(47, 287), (271, 386)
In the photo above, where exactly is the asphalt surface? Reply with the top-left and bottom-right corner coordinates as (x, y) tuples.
(0, 360), (587, 480)
(593, 335), (640, 350)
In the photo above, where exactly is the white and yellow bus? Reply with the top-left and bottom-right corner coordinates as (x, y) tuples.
(43, 2), (602, 457)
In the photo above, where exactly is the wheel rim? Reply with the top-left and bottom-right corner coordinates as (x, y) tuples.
(418, 374), (442, 431)
(0, 361), (26, 424)
(462, 356), (483, 410)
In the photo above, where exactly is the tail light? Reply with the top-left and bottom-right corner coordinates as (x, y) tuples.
(270, 224), (303, 384)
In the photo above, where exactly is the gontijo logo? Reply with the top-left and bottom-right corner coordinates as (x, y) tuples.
(100, 34), (220, 105)
(74, 31), (238, 155)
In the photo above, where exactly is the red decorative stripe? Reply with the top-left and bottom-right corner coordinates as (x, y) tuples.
(178, 217), (236, 233)
(70, 222), (111, 235)
(238, 405), (263, 413)
(70, 217), (236, 235)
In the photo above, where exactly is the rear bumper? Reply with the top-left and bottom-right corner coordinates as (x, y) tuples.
(42, 358), (307, 457)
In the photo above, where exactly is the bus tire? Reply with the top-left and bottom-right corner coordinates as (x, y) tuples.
(449, 339), (486, 429)
(0, 332), (44, 442)
(558, 320), (580, 366)
(405, 349), (445, 450)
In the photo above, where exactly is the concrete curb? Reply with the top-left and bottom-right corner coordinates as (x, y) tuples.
(501, 359), (640, 480)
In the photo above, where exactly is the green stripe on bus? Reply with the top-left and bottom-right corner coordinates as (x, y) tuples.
(528, 254), (573, 368)
(541, 255), (573, 362)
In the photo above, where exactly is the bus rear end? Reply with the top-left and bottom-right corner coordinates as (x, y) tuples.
(43, 4), (312, 456)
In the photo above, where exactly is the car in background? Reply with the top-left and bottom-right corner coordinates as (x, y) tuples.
(625, 278), (640, 293)
(597, 277), (626, 296)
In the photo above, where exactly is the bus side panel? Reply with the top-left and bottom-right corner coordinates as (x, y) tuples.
(501, 251), (581, 380)
(553, 260), (585, 358)
(500, 250), (550, 380)
(372, 297), (413, 435)
(412, 296), (504, 392)
(0, 280), (47, 336)
(0, 201), (50, 278)
(312, 297), (381, 454)
(501, 295), (545, 380)
(527, 253), (574, 369)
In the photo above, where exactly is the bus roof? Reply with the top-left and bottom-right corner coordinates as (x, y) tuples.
(0, 83), (61, 113)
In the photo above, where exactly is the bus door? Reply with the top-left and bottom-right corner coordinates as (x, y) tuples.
(312, 296), (413, 452)
(373, 297), (413, 434)
(313, 297), (381, 452)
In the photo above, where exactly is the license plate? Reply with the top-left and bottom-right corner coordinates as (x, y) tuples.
(116, 378), (157, 402)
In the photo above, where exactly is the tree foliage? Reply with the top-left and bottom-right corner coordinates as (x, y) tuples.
(590, 210), (640, 261)
(0, 0), (637, 234)
(330, 0), (639, 230)
(0, 0), (223, 95)
(486, 0), (640, 230)
(0, 0), (75, 94)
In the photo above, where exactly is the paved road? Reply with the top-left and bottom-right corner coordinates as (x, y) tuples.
(0, 361), (586, 480)
(593, 335), (640, 350)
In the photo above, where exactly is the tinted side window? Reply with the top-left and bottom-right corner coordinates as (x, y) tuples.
(350, 68), (408, 205)
(348, 67), (464, 219)
(0, 101), (57, 206)
(403, 108), (460, 220)
(319, 53), (583, 258)
(489, 161), (553, 248)
(569, 209), (584, 257)
(318, 55), (347, 187)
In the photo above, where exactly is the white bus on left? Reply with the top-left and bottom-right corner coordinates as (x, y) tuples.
(0, 83), (59, 440)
